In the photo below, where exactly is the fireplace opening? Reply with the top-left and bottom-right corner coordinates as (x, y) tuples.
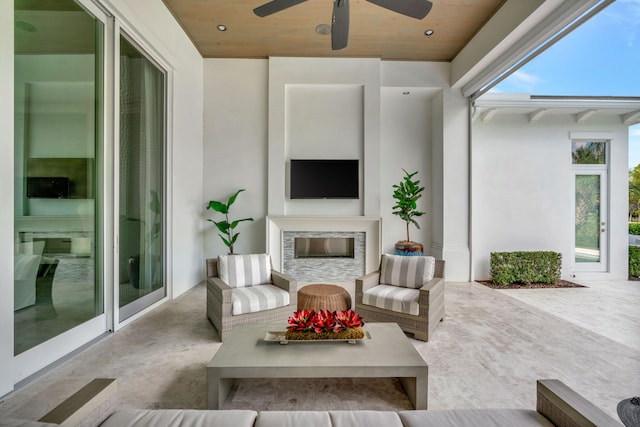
(294, 237), (355, 259)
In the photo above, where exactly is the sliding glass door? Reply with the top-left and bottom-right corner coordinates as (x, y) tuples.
(118, 35), (166, 321)
(13, 0), (107, 365)
(10, 0), (168, 385)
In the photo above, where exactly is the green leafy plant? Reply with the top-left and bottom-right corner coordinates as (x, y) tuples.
(490, 251), (562, 286)
(147, 190), (161, 249)
(392, 169), (425, 243)
(126, 190), (162, 289)
(629, 246), (640, 278)
(206, 189), (253, 254)
(629, 223), (640, 235)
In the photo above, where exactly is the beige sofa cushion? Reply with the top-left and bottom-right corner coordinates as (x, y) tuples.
(100, 409), (258, 427)
(255, 411), (331, 427)
(362, 284), (420, 315)
(398, 409), (555, 427)
(329, 410), (404, 426)
(231, 285), (290, 315)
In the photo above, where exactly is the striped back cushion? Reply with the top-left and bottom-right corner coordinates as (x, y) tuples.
(217, 254), (272, 288)
(380, 254), (435, 288)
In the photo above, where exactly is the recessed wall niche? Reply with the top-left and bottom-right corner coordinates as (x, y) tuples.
(267, 57), (381, 216)
(285, 84), (363, 158)
(284, 84), (364, 215)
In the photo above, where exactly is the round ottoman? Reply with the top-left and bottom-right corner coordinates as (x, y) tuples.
(297, 284), (351, 312)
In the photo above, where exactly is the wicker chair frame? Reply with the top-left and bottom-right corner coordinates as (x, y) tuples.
(355, 259), (445, 341)
(206, 257), (297, 341)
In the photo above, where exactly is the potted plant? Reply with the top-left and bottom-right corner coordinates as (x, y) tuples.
(392, 169), (426, 256)
(128, 190), (162, 289)
(206, 189), (254, 254)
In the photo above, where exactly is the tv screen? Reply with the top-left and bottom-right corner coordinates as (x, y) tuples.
(26, 158), (94, 199)
(290, 159), (359, 199)
(26, 177), (70, 199)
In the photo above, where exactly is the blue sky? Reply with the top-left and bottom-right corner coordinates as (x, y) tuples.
(491, 0), (640, 169)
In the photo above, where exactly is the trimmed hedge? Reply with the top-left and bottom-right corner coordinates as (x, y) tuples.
(490, 251), (562, 286)
(629, 223), (640, 235)
(630, 246), (640, 277)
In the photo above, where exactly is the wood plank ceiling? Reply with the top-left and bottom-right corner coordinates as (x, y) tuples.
(162, 0), (506, 61)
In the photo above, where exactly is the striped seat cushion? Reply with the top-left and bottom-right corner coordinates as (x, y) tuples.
(231, 285), (290, 315)
(362, 284), (419, 315)
(218, 254), (272, 288)
(380, 254), (435, 288)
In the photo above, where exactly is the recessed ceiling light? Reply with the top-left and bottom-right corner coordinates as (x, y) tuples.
(424, 29), (434, 36)
(217, 24), (227, 31)
(15, 21), (37, 32)
(315, 24), (331, 35)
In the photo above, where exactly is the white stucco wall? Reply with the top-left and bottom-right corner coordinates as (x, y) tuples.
(203, 59), (269, 257)
(267, 57), (382, 218)
(380, 88), (433, 255)
(202, 58), (471, 280)
(472, 114), (629, 281)
(382, 61), (471, 280)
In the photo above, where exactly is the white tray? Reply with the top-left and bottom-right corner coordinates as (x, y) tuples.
(264, 330), (370, 345)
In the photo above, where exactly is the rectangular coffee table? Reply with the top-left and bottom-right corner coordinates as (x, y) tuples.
(206, 322), (428, 409)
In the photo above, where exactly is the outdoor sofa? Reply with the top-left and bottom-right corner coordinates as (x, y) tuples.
(2, 378), (623, 426)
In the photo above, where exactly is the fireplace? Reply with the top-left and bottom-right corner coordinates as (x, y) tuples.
(267, 216), (381, 283)
(294, 237), (355, 259)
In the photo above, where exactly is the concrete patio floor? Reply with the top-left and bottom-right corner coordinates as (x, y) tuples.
(420, 279), (640, 420)
(0, 279), (638, 423)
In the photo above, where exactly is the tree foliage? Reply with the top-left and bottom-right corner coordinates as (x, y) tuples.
(630, 165), (640, 221)
(392, 169), (425, 243)
(572, 141), (605, 164)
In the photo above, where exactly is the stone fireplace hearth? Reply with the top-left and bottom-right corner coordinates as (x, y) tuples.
(267, 216), (381, 283)
(283, 231), (365, 282)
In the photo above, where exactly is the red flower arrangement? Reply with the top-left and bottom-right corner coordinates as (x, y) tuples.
(285, 309), (365, 340)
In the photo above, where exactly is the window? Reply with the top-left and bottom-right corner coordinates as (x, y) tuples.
(572, 141), (606, 164)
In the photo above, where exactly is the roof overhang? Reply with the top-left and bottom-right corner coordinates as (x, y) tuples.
(473, 93), (640, 125)
(452, 0), (614, 98)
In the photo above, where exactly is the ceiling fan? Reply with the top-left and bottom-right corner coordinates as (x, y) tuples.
(253, 0), (433, 50)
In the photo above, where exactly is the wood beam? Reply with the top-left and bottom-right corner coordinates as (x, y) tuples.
(575, 109), (598, 123)
(481, 108), (498, 123)
(529, 109), (548, 123)
(622, 110), (640, 125)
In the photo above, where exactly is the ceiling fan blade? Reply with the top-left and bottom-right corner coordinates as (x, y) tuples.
(254, 0), (307, 17)
(366, 0), (432, 19)
(331, 0), (349, 50)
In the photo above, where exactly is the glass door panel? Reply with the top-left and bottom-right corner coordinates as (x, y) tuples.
(13, 0), (104, 355)
(118, 35), (166, 321)
(573, 171), (607, 271)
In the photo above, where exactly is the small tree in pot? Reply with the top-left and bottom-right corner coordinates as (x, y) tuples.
(206, 189), (253, 254)
(392, 169), (425, 256)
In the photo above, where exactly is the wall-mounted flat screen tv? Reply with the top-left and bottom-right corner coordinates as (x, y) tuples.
(26, 158), (94, 199)
(26, 177), (70, 199)
(290, 159), (359, 199)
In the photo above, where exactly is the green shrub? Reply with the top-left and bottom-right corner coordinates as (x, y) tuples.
(629, 223), (640, 235)
(490, 251), (562, 286)
(630, 246), (640, 277)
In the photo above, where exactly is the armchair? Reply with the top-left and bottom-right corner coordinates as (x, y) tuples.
(14, 253), (42, 311)
(206, 254), (297, 341)
(355, 254), (445, 341)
